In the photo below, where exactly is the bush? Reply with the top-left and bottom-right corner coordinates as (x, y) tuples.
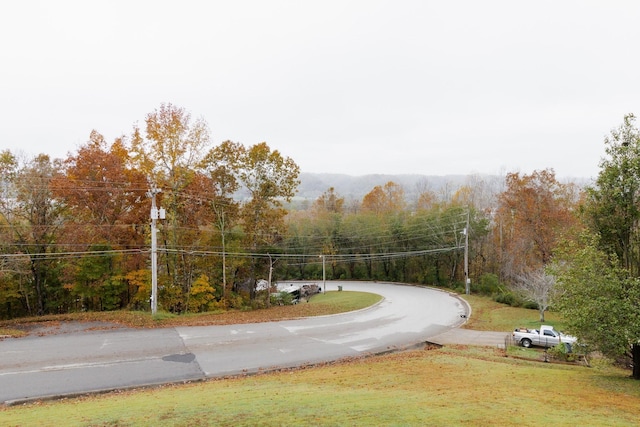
(493, 291), (536, 308)
(493, 292), (518, 306)
(224, 292), (246, 309)
(452, 283), (466, 294)
(547, 342), (575, 362)
(270, 291), (296, 306)
(250, 299), (267, 310)
(475, 273), (501, 296)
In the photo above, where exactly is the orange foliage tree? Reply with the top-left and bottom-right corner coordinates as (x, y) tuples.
(52, 131), (149, 310)
(494, 169), (581, 282)
(361, 181), (405, 214)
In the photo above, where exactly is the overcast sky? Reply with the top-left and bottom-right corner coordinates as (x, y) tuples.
(2, 1), (639, 179)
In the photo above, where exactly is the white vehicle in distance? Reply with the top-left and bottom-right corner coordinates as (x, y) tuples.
(512, 325), (577, 349)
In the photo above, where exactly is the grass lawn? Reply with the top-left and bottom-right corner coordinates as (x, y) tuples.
(461, 293), (568, 332)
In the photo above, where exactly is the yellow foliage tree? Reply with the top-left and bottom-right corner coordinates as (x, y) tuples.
(187, 274), (216, 313)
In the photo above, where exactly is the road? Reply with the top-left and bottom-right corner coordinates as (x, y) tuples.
(0, 281), (485, 404)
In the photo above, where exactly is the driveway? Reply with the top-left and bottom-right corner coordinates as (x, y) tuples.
(428, 328), (509, 347)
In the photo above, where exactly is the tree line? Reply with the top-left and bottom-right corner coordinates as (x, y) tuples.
(0, 103), (590, 319)
(0, 103), (303, 316)
(2, 105), (640, 377)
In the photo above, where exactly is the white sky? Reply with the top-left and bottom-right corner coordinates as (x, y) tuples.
(2, 0), (639, 179)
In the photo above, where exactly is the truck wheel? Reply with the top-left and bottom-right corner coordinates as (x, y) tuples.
(521, 339), (532, 348)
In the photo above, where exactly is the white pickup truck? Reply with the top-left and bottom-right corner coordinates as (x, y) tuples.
(512, 325), (577, 349)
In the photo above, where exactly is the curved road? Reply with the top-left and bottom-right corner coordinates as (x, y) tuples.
(0, 281), (474, 404)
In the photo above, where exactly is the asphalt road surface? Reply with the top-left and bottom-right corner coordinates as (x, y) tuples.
(0, 281), (475, 404)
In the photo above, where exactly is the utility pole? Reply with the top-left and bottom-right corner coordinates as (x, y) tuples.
(267, 253), (274, 308)
(321, 254), (326, 294)
(148, 187), (164, 315)
(464, 210), (470, 295)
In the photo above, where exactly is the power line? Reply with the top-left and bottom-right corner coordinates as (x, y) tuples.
(2, 248), (146, 261)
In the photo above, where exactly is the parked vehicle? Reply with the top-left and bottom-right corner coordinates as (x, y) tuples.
(512, 325), (577, 349)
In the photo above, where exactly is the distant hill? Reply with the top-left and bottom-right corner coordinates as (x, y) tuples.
(295, 172), (591, 203)
(296, 172), (472, 201)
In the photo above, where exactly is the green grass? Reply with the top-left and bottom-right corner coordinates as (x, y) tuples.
(461, 293), (568, 332)
(307, 290), (382, 311)
(506, 344), (546, 360)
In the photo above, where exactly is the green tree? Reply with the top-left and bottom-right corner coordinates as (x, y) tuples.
(68, 244), (126, 311)
(584, 113), (640, 276)
(411, 205), (470, 286)
(553, 235), (640, 379)
(0, 151), (31, 317)
(0, 154), (65, 315)
(199, 140), (243, 300)
(312, 187), (346, 278)
(237, 142), (300, 295)
(284, 210), (319, 279)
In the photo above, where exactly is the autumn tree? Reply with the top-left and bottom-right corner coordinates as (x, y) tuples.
(130, 103), (212, 311)
(361, 181), (405, 214)
(52, 131), (149, 309)
(494, 169), (579, 280)
(54, 131), (148, 244)
(130, 103), (210, 184)
(414, 178), (437, 211)
(313, 187), (344, 214)
(359, 182), (407, 279)
(415, 189), (437, 211)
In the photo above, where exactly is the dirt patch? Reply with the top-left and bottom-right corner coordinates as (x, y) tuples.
(12, 321), (130, 337)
